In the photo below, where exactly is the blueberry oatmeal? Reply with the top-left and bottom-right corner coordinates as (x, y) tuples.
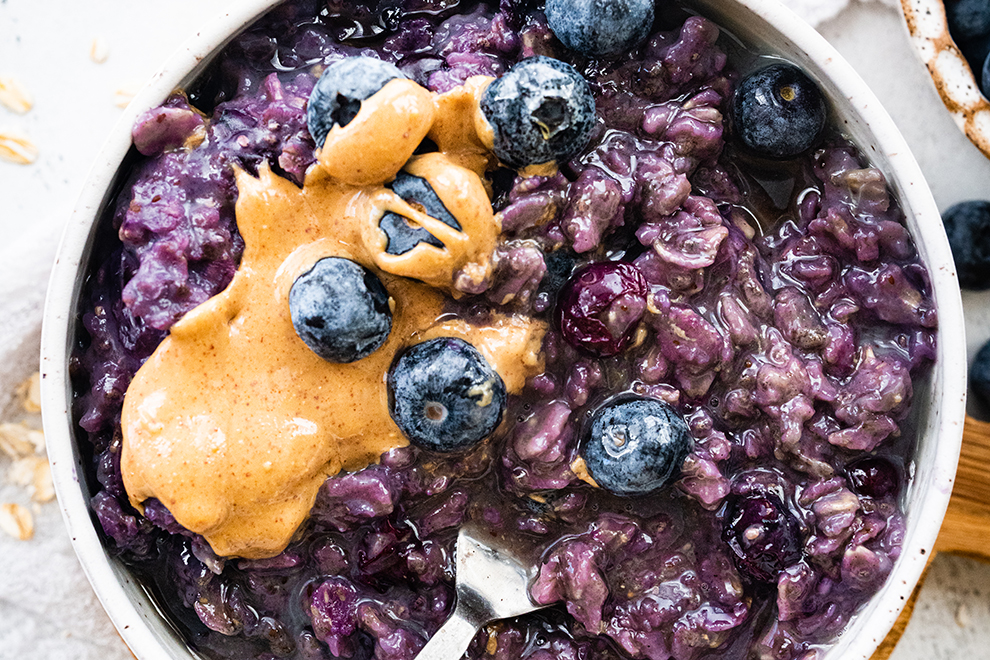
(72, 1), (938, 659)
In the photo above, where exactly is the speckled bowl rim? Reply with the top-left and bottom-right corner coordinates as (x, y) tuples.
(901, 0), (990, 159)
(41, 1), (966, 659)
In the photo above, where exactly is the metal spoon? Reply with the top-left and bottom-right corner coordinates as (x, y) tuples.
(414, 524), (550, 660)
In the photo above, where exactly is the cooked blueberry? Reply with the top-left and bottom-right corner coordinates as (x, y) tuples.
(555, 262), (649, 357)
(307, 56), (408, 148)
(941, 200), (990, 289)
(480, 56), (596, 169)
(982, 50), (990, 100)
(970, 338), (990, 411)
(289, 257), (391, 362)
(947, 0), (990, 42)
(387, 338), (506, 452)
(845, 456), (899, 499)
(723, 492), (803, 585)
(583, 397), (693, 496)
(380, 171), (461, 255)
(545, 0), (654, 57)
(732, 63), (826, 159)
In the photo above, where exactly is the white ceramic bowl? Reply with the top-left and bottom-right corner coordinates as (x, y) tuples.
(41, 1), (966, 659)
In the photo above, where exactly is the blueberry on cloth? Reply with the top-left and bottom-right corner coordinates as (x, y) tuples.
(941, 200), (990, 289)
(723, 492), (803, 585)
(307, 56), (408, 149)
(583, 397), (693, 496)
(545, 0), (654, 58)
(289, 257), (392, 363)
(845, 456), (899, 499)
(732, 63), (827, 159)
(380, 171), (461, 255)
(387, 338), (506, 452)
(555, 262), (649, 357)
(480, 56), (596, 169)
(970, 338), (990, 411)
(982, 49), (990, 100)
(947, 0), (990, 42)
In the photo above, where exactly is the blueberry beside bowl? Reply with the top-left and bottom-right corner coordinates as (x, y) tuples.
(40, 1), (965, 660)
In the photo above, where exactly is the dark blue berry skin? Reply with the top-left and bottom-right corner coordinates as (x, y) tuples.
(723, 492), (803, 585)
(380, 171), (461, 255)
(982, 49), (990, 99)
(307, 56), (408, 149)
(947, 0), (990, 42)
(583, 397), (693, 496)
(941, 200), (990, 289)
(289, 258), (392, 363)
(970, 339), (990, 411)
(845, 456), (899, 499)
(732, 63), (827, 159)
(480, 56), (596, 169)
(388, 338), (507, 452)
(545, 0), (654, 58)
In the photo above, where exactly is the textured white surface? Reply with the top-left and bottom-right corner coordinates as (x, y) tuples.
(1, 0), (988, 659)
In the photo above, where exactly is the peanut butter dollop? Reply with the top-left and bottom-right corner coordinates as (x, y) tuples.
(121, 76), (546, 558)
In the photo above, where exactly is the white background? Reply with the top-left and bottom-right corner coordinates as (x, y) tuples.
(1, 0), (990, 658)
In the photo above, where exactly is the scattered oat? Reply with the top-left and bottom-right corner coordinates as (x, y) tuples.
(0, 75), (33, 114)
(0, 422), (38, 459)
(32, 459), (54, 503)
(17, 372), (41, 413)
(8, 455), (52, 503)
(0, 502), (34, 541)
(113, 83), (141, 109)
(90, 36), (110, 64)
(955, 602), (971, 628)
(0, 128), (38, 165)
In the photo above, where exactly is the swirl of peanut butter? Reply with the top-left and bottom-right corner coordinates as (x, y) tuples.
(121, 75), (546, 559)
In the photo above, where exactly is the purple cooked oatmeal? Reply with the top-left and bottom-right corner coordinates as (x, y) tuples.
(72, 1), (936, 659)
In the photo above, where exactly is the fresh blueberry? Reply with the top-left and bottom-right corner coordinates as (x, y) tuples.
(387, 338), (506, 452)
(289, 257), (392, 363)
(845, 456), (899, 499)
(982, 49), (990, 99)
(723, 492), (803, 585)
(555, 262), (649, 357)
(380, 171), (461, 255)
(970, 338), (990, 412)
(941, 200), (990, 289)
(545, 0), (654, 58)
(583, 397), (693, 496)
(307, 56), (408, 149)
(732, 63), (827, 159)
(480, 56), (596, 169)
(947, 0), (990, 42)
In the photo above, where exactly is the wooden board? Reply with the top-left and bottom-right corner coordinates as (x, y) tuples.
(870, 416), (990, 659)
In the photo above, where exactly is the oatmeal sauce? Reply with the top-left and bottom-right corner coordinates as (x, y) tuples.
(121, 77), (547, 559)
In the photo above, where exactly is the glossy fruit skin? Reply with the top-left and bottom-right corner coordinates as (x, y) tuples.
(941, 200), (990, 289)
(947, 0), (990, 42)
(289, 257), (392, 363)
(545, 0), (654, 58)
(380, 171), (461, 255)
(555, 262), (649, 357)
(480, 56), (596, 169)
(583, 397), (693, 496)
(307, 56), (407, 149)
(845, 456), (899, 499)
(970, 338), (990, 412)
(723, 492), (803, 585)
(387, 338), (506, 452)
(732, 63), (827, 159)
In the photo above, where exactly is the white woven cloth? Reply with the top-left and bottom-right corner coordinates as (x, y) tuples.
(0, 1), (965, 660)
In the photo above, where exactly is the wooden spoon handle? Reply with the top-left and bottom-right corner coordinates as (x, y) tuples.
(871, 415), (990, 659)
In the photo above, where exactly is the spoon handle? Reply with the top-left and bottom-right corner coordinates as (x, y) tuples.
(414, 603), (482, 660)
